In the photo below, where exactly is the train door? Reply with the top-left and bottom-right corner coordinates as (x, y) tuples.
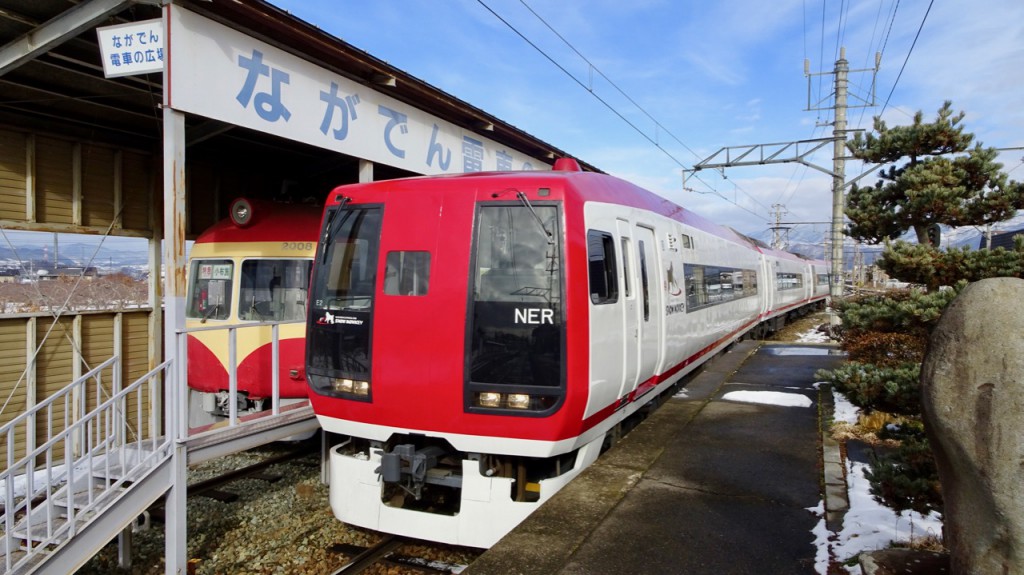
(635, 225), (662, 381)
(615, 219), (639, 400)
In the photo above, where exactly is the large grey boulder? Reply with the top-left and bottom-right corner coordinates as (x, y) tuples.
(921, 277), (1024, 575)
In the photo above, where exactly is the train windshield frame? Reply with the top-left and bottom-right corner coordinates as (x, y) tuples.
(306, 204), (383, 401)
(465, 201), (566, 416)
(186, 259), (234, 322)
(239, 258), (312, 322)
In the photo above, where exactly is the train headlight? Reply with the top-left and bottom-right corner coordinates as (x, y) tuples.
(230, 198), (254, 227)
(329, 378), (370, 396)
(332, 378), (354, 394)
(478, 392), (502, 408)
(507, 394), (531, 409)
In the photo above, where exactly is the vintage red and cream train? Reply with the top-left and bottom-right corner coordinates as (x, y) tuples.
(304, 158), (829, 548)
(185, 198), (321, 428)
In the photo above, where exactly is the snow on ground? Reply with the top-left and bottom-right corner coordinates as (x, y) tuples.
(811, 391), (944, 575)
(798, 328), (832, 344)
(721, 390), (813, 408)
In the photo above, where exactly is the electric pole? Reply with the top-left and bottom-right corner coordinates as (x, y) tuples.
(684, 47), (880, 327)
(769, 204), (790, 249)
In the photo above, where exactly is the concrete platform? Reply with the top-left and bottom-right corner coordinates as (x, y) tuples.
(466, 340), (846, 575)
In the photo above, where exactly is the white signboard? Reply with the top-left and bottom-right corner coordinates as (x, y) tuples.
(166, 6), (548, 176)
(96, 19), (164, 78)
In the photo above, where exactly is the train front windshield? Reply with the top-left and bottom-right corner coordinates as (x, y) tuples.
(306, 205), (382, 400)
(467, 203), (565, 414)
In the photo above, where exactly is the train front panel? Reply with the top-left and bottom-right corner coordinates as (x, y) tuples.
(185, 199), (320, 425)
(304, 173), (608, 546)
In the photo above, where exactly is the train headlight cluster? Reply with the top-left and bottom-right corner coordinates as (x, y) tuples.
(474, 391), (535, 410)
(332, 378), (370, 396)
(308, 373), (371, 400)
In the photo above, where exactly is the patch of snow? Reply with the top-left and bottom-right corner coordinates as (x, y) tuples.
(832, 390), (860, 424)
(798, 328), (832, 343)
(721, 390), (812, 408)
(810, 390), (944, 574)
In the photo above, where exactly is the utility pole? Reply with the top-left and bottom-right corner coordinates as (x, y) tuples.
(769, 204), (790, 249)
(831, 49), (847, 302)
(684, 47), (879, 327)
(805, 47), (879, 323)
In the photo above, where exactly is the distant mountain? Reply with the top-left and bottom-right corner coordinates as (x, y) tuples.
(0, 238), (150, 269)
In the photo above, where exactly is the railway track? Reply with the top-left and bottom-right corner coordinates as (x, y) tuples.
(328, 535), (472, 574)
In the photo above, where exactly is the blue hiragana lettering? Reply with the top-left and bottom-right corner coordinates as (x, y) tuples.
(112, 35), (123, 49)
(462, 136), (484, 172)
(522, 162), (535, 171)
(426, 124), (451, 170)
(378, 105), (408, 159)
(236, 49), (291, 123)
(319, 83), (361, 140)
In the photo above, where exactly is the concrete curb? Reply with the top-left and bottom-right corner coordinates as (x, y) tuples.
(819, 383), (850, 532)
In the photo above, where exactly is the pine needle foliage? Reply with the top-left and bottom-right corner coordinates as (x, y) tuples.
(823, 101), (1024, 517)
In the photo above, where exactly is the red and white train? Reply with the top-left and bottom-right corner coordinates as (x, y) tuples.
(304, 159), (829, 548)
(186, 198), (321, 427)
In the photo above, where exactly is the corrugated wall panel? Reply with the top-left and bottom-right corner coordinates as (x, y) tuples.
(122, 312), (152, 440)
(35, 316), (74, 460)
(82, 145), (116, 227)
(0, 319), (29, 465)
(0, 129), (27, 221)
(35, 137), (74, 225)
(82, 314), (115, 414)
(121, 151), (152, 232)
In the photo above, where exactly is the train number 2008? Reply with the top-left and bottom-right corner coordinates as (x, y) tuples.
(281, 242), (314, 251)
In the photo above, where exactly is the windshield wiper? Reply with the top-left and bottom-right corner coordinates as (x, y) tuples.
(200, 303), (220, 324)
(320, 197), (352, 264)
(516, 191), (554, 245)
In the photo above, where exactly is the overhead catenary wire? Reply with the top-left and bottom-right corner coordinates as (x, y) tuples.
(880, 0), (932, 115)
(476, 0), (771, 220)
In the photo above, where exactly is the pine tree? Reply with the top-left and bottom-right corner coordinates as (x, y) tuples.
(820, 102), (1024, 517)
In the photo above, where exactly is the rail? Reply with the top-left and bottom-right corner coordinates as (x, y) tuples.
(0, 357), (173, 574)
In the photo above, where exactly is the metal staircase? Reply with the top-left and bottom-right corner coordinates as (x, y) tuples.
(0, 355), (175, 575)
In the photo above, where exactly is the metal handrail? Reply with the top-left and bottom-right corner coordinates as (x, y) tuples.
(0, 359), (174, 574)
(180, 319), (306, 426)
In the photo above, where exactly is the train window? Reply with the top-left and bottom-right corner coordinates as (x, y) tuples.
(587, 230), (618, 304)
(681, 234), (693, 249)
(638, 240), (650, 320)
(240, 259), (312, 321)
(684, 264), (758, 311)
(186, 259), (233, 321)
(384, 251), (430, 296)
(317, 207), (382, 311)
(776, 272), (804, 291)
(468, 204), (564, 397)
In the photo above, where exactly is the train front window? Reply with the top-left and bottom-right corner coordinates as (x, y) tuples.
(240, 259), (312, 321)
(186, 259), (233, 321)
(466, 203), (564, 414)
(306, 206), (382, 400)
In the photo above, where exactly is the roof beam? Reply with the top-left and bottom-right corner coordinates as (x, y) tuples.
(0, 0), (148, 77)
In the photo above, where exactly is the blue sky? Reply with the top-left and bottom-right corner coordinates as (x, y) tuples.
(266, 0), (1024, 240)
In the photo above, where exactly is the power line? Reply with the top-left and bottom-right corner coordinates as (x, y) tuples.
(476, 0), (772, 220)
(880, 0), (932, 115)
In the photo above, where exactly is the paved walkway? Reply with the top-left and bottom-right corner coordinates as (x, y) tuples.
(467, 340), (845, 575)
